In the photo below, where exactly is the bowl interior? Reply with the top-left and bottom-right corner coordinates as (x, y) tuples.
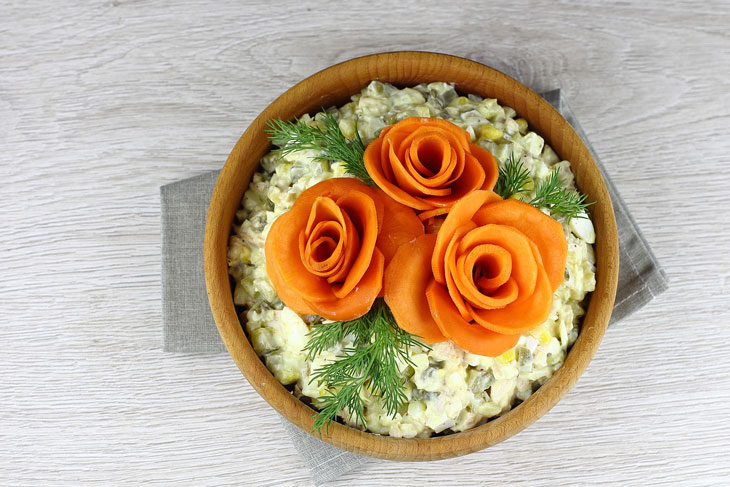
(204, 51), (619, 461)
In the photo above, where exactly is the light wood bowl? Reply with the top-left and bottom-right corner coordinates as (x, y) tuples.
(204, 51), (619, 461)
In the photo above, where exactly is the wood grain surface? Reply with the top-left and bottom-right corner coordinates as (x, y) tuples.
(2, 0), (729, 485)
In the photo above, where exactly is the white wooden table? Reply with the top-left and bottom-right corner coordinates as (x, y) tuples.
(3, 1), (730, 485)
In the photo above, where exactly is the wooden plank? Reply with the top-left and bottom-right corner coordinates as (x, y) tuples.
(2, 0), (729, 485)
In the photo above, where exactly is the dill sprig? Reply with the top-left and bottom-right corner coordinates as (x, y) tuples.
(303, 299), (426, 434)
(494, 152), (593, 220)
(265, 111), (374, 185)
(528, 168), (594, 220)
(494, 152), (531, 199)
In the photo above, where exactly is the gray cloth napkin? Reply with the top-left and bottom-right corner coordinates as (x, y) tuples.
(160, 90), (668, 485)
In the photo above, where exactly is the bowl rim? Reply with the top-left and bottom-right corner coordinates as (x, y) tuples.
(204, 51), (619, 461)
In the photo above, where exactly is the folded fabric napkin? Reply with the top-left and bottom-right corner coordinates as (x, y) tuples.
(160, 90), (668, 485)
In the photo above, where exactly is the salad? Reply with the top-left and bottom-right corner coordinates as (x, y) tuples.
(227, 81), (596, 437)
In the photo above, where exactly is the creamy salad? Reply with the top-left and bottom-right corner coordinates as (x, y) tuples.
(228, 81), (596, 438)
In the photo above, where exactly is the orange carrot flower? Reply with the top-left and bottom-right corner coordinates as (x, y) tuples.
(364, 118), (499, 211)
(384, 191), (567, 356)
(265, 178), (423, 321)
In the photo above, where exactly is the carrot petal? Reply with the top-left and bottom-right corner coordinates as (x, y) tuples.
(426, 280), (519, 357)
(390, 142), (451, 196)
(470, 143), (499, 191)
(431, 190), (501, 284)
(456, 224), (538, 297)
(307, 248), (384, 321)
(444, 221), (478, 321)
(265, 248), (316, 315)
(469, 265), (553, 335)
(292, 178), (384, 230)
(372, 189), (425, 266)
(473, 199), (567, 291)
(265, 205), (334, 303)
(365, 137), (435, 211)
(383, 235), (445, 343)
(453, 244), (518, 309)
(422, 152), (485, 207)
(418, 206), (450, 222)
(331, 192), (378, 298)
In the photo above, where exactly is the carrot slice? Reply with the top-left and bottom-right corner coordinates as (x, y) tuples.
(418, 206), (450, 222)
(456, 224), (538, 297)
(292, 178), (384, 231)
(265, 247), (315, 315)
(299, 197), (348, 276)
(470, 143), (499, 191)
(426, 280), (519, 356)
(396, 126), (467, 184)
(466, 244), (512, 294)
(398, 117), (471, 148)
(365, 136), (435, 210)
(302, 223), (344, 275)
(383, 234), (446, 343)
(423, 152), (485, 206)
(472, 199), (567, 291)
(431, 190), (501, 284)
(407, 135), (449, 179)
(389, 141), (452, 197)
(266, 204), (334, 303)
(469, 265), (553, 335)
(363, 119), (475, 211)
(443, 221), (477, 321)
(379, 126), (396, 181)
(454, 244), (517, 309)
(322, 211), (361, 284)
(364, 118), (498, 211)
(331, 192), (378, 298)
(307, 248), (384, 321)
(371, 188), (424, 266)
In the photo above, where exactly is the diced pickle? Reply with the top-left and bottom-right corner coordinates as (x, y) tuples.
(467, 369), (495, 392)
(517, 348), (533, 372)
(427, 81), (458, 106)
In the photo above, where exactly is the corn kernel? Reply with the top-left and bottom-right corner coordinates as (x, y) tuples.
(479, 125), (503, 141)
(497, 348), (515, 364)
(508, 177), (535, 200)
(515, 118), (528, 134)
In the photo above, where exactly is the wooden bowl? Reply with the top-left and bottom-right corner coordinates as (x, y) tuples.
(204, 51), (619, 461)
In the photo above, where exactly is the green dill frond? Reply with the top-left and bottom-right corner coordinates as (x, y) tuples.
(304, 299), (426, 434)
(494, 152), (531, 199)
(265, 111), (374, 186)
(492, 152), (593, 220)
(528, 168), (594, 220)
(303, 321), (346, 361)
(311, 379), (367, 435)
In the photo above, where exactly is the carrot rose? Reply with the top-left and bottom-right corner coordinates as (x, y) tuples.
(363, 117), (499, 211)
(384, 190), (567, 356)
(265, 178), (423, 321)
